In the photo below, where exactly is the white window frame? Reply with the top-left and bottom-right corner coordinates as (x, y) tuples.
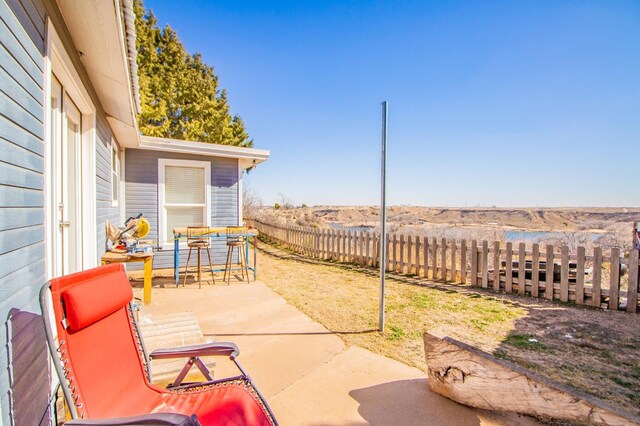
(111, 139), (120, 206)
(158, 158), (211, 250)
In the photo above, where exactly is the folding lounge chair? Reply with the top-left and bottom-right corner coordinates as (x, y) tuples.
(40, 264), (277, 425)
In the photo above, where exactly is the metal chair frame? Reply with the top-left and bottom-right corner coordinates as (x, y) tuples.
(38, 265), (278, 425)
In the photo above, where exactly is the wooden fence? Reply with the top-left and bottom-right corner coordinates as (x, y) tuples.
(254, 220), (639, 313)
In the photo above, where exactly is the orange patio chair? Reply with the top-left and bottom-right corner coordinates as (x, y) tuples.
(40, 264), (277, 425)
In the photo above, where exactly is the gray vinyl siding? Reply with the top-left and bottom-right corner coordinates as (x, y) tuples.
(96, 113), (120, 256)
(0, 0), (47, 424)
(125, 148), (239, 270)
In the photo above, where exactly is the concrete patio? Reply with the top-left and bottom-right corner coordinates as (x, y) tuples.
(132, 277), (539, 425)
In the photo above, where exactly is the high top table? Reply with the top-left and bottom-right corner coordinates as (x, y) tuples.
(172, 227), (258, 286)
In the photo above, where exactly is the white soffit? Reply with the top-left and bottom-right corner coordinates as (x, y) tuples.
(57, 0), (139, 147)
(139, 136), (270, 169)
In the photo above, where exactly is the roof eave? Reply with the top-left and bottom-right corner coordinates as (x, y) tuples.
(138, 136), (270, 169)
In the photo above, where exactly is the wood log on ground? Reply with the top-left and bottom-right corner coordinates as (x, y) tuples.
(423, 332), (640, 426)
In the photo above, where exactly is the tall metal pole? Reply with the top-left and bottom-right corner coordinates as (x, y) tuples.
(379, 101), (388, 332)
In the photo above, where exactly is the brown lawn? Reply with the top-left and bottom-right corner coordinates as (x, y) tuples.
(256, 241), (640, 417)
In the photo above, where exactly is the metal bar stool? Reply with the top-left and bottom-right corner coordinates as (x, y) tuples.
(223, 225), (250, 284)
(183, 226), (215, 288)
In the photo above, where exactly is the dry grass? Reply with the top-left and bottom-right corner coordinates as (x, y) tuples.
(256, 242), (640, 417)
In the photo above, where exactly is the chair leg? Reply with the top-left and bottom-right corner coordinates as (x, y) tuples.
(183, 247), (193, 286)
(223, 245), (232, 285)
(206, 247), (215, 285)
(237, 246), (244, 281)
(229, 246), (236, 285)
(197, 248), (202, 289)
(238, 245), (245, 282)
(242, 244), (250, 283)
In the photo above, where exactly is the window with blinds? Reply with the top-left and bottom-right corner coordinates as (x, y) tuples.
(158, 159), (211, 247)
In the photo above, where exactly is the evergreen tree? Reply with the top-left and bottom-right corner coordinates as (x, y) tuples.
(134, 1), (253, 147)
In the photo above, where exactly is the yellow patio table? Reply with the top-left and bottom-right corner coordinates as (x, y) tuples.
(101, 251), (154, 304)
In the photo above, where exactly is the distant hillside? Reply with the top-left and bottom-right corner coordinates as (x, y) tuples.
(255, 206), (640, 251)
(258, 206), (638, 231)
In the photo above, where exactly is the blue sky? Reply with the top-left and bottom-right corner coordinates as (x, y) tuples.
(145, 0), (640, 207)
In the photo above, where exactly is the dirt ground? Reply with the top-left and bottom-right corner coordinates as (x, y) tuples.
(254, 242), (640, 418)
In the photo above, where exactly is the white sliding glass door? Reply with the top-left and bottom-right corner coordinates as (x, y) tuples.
(50, 75), (83, 276)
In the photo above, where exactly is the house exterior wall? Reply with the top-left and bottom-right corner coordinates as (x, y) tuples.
(0, 0), (47, 423)
(0, 0), (125, 423)
(96, 114), (120, 256)
(125, 148), (240, 270)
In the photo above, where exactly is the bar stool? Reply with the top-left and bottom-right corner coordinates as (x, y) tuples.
(223, 225), (250, 284)
(183, 226), (215, 288)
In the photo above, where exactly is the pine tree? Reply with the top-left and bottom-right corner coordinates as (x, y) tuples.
(134, 0), (253, 147)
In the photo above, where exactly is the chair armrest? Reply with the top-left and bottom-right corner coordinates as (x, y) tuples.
(64, 413), (200, 425)
(150, 342), (239, 360)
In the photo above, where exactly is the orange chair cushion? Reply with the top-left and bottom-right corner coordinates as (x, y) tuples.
(62, 270), (133, 331)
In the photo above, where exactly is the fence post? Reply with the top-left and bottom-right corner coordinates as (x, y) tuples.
(592, 247), (602, 308)
(627, 250), (638, 313)
(385, 233), (391, 272)
(392, 234), (397, 272)
(519, 243), (526, 296)
(505, 242), (513, 293)
(431, 237), (438, 280)
(423, 237), (429, 279)
(399, 235), (405, 274)
(325, 228), (329, 259)
(545, 245), (554, 300)
(531, 243), (540, 297)
(414, 235), (420, 276)
(365, 232), (370, 266)
(372, 233), (376, 267)
(460, 239), (467, 284)
(347, 230), (353, 263)
(441, 238), (447, 281)
(470, 240), (478, 286)
(481, 241), (488, 288)
(323, 229), (328, 260)
(559, 245), (568, 302)
(407, 235), (413, 274)
(493, 241), (501, 291)
(609, 248), (620, 310)
(451, 240), (457, 282)
(342, 230), (347, 262)
(575, 246), (585, 305)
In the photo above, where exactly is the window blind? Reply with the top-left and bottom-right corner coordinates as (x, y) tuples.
(165, 166), (205, 204)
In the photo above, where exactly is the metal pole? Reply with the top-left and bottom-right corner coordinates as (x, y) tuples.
(379, 101), (388, 332)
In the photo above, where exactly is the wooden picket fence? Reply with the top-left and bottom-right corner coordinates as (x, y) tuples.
(254, 219), (639, 313)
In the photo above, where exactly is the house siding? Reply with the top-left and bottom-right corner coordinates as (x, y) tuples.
(0, 0), (47, 424)
(125, 148), (239, 270)
(95, 113), (120, 256)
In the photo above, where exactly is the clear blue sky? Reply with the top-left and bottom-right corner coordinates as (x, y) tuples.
(145, 0), (639, 207)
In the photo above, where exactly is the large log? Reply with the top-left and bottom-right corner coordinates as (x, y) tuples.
(423, 332), (640, 426)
